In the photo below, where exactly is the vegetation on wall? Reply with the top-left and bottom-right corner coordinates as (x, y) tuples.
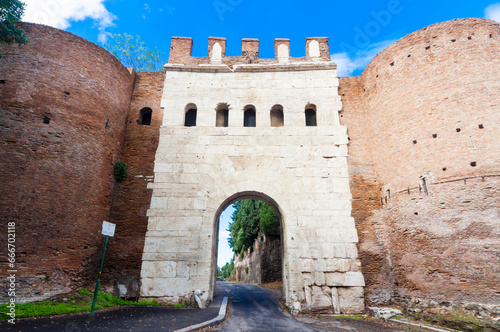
(113, 160), (127, 181)
(0, 0), (29, 58)
(104, 33), (165, 72)
(228, 199), (280, 255)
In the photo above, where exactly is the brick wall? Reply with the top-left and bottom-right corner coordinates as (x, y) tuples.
(362, 18), (499, 192)
(341, 18), (500, 307)
(0, 23), (134, 301)
(339, 77), (395, 304)
(105, 72), (165, 297)
(168, 37), (331, 65)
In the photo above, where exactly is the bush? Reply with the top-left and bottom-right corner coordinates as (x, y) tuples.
(114, 161), (127, 181)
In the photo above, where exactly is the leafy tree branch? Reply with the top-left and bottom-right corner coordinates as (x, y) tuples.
(104, 33), (165, 72)
(0, 0), (29, 58)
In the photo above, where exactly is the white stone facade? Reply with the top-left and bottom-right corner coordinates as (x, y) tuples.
(140, 61), (365, 313)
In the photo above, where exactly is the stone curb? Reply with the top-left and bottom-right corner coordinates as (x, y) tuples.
(174, 296), (229, 332)
(388, 318), (459, 332)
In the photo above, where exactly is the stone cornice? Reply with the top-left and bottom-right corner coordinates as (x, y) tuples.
(163, 62), (337, 73)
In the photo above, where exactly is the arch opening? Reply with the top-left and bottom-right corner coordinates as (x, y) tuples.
(270, 105), (284, 127)
(139, 107), (152, 125)
(243, 106), (256, 127)
(184, 103), (197, 127)
(305, 104), (317, 126)
(216, 103), (229, 127)
(212, 191), (284, 298)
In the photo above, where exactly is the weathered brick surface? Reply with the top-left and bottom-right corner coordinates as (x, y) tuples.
(339, 77), (395, 304)
(362, 18), (500, 192)
(0, 23), (134, 301)
(168, 37), (332, 65)
(340, 18), (500, 307)
(105, 72), (165, 296)
(386, 177), (500, 305)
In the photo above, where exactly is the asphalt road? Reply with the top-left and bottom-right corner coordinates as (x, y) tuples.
(215, 282), (316, 332)
(0, 299), (222, 332)
(215, 282), (419, 332)
(1, 282), (421, 332)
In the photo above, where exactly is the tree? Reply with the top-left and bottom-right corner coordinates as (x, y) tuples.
(228, 200), (262, 254)
(0, 0), (29, 57)
(217, 258), (234, 280)
(259, 202), (280, 236)
(104, 33), (165, 72)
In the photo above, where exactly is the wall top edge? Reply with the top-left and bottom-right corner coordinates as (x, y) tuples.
(163, 62), (337, 73)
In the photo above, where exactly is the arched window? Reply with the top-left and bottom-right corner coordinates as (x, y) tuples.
(216, 103), (229, 127)
(270, 105), (284, 127)
(244, 106), (256, 127)
(184, 103), (197, 127)
(305, 104), (317, 126)
(139, 107), (152, 125)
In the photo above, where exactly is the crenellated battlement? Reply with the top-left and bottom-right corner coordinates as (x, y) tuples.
(168, 37), (331, 65)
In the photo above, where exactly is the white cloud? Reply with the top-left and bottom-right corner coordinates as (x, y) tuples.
(331, 40), (395, 76)
(22, 0), (117, 43)
(485, 3), (500, 22)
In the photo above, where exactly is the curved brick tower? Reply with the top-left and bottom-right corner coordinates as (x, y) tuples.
(340, 18), (500, 307)
(0, 23), (135, 300)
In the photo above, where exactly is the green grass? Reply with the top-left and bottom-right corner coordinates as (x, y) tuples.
(0, 289), (168, 320)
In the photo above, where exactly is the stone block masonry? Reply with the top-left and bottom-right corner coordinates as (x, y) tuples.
(140, 39), (365, 313)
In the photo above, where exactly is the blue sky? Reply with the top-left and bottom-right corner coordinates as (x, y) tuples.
(22, 0), (500, 76)
(217, 205), (235, 266)
(20, 0), (500, 266)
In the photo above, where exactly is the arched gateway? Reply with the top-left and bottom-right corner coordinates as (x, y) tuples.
(140, 37), (365, 313)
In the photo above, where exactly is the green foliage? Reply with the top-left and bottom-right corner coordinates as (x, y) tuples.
(259, 203), (280, 235)
(135, 298), (160, 306)
(114, 160), (127, 181)
(245, 266), (249, 274)
(217, 258), (234, 280)
(0, 289), (165, 320)
(0, 0), (29, 58)
(228, 200), (281, 256)
(173, 304), (186, 308)
(104, 33), (165, 72)
(228, 199), (262, 254)
(77, 288), (92, 296)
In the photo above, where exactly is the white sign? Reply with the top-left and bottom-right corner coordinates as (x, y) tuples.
(101, 221), (116, 237)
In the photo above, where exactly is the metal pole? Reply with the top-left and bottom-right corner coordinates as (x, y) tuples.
(90, 235), (109, 315)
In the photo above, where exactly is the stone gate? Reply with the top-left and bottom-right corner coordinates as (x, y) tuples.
(139, 37), (365, 313)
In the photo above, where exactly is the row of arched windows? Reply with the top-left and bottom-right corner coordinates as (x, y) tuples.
(137, 104), (318, 127)
(184, 103), (317, 127)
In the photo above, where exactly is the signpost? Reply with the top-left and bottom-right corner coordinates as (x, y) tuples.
(90, 221), (116, 316)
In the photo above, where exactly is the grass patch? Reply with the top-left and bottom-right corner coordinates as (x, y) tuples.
(0, 288), (166, 320)
(410, 309), (500, 332)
